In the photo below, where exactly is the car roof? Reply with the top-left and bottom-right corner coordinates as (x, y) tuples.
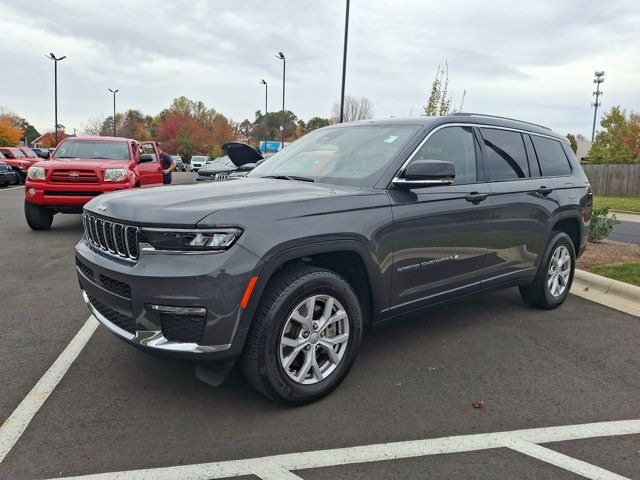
(328, 114), (567, 142)
(62, 136), (134, 142)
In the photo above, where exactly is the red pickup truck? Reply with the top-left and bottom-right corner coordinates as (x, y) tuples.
(0, 147), (39, 183)
(24, 136), (164, 230)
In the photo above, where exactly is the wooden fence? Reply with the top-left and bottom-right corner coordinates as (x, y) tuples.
(582, 164), (640, 196)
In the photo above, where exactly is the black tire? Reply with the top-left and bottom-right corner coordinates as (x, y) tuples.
(241, 265), (363, 405)
(519, 231), (576, 309)
(24, 200), (54, 230)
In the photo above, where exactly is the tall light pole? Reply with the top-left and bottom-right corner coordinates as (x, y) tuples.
(260, 79), (268, 120)
(275, 52), (285, 146)
(591, 71), (604, 142)
(108, 88), (119, 137)
(339, 0), (350, 123)
(47, 53), (66, 145)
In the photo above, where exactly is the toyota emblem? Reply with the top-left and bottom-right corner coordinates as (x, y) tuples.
(69, 172), (79, 179)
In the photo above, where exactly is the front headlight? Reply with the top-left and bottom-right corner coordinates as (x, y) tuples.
(143, 228), (242, 251)
(27, 166), (45, 180)
(103, 168), (128, 182)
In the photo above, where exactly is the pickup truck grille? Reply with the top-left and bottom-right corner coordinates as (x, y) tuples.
(83, 213), (139, 260)
(51, 169), (99, 183)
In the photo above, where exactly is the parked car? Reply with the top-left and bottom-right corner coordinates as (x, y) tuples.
(75, 114), (591, 404)
(31, 148), (50, 159)
(171, 155), (186, 172)
(19, 147), (40, 161)
(190, 155), (211, 172)
(0, 147), (37, 183)
(24, 136), (164, 230)
(196, 143), (263, 181)
(0, 161), (18, 187)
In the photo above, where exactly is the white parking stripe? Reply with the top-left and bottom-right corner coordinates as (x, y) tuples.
(506, 437), (630, 480)
(0, 316), (98, 463)
(0, 185), (23, 192)
(44, 419), (640, 480)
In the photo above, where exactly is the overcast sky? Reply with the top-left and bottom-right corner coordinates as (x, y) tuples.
(1, 0), (639, 137)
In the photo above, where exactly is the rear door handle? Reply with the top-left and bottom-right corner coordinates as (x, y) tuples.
(465, 192), (488, 204)
(537, 186), (553, 196)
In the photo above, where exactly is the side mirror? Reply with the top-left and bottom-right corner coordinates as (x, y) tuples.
(393, 160), (455, 189)
(138, 153), (154, 164)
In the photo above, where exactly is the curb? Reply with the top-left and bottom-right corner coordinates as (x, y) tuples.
(571, 269), (640, 317)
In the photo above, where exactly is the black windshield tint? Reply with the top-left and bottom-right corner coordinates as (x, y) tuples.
(249, 125), (418, 187)
(53, 140), (130, 160)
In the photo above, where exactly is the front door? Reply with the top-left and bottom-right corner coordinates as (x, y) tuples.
(389, 125), (492, 313)
(137, 142), (163, 186)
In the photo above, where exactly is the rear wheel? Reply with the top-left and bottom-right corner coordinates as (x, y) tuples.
(24, 201), (54, 230)
(242, 265), (363, 404)
(519, 231), (575, 309)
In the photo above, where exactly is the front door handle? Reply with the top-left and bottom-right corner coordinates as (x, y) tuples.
(537, 186), (553, 196)
(465, 192), (488, 204)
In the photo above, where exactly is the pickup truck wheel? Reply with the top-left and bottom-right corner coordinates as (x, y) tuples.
(241, 265), (363, 405)
(24, 201), (54, 230)
(519, 231), (575, 309)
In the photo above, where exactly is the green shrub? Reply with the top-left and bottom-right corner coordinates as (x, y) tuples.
(589, 206), (621, 242)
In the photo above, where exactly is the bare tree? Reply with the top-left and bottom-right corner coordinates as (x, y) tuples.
(331, 95), (374, 122)
(81, 114), (107, 136)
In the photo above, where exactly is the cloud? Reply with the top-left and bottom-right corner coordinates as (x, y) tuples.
(1, 0), (638, 137)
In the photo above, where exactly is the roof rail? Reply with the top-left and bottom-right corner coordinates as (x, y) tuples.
(451, 112), (551, 131)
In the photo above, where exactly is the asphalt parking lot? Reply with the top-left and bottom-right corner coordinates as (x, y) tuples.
(1, 174), (639, 479)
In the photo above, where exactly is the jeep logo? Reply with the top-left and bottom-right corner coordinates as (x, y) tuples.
(68, 172), (80, 179)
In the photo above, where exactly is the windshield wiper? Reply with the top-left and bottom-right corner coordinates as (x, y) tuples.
(262, 175), (315, 182)
(55, 156), (77, 159)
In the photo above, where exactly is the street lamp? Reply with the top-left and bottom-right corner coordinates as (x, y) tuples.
(591, 71), (605, 142)
(275, 52), (285, 145)
(47, 53), (66, 145)
(260, 79), (268, 120)
(339, 0), (350, 123)
(108, 88), (119, 137)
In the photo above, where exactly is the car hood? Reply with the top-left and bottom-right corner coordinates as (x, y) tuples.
(84, 177), (381, 227)
(222, 142), (263, 167)
(35, 158), (129, 169)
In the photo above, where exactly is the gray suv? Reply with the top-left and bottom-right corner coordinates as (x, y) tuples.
(75, 114), (592, 404)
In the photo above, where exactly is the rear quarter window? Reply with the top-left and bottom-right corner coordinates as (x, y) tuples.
(531, 136), (572, 176)
(480, 128), (529, 181)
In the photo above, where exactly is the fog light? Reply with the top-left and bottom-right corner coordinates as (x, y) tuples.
(147, 304), (206, 316)
(27, 188), (35, 196)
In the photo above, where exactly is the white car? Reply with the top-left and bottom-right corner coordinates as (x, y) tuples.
(190, 155), (211, 172)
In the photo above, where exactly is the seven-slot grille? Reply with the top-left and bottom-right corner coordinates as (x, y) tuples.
(83, 213), (139, 260)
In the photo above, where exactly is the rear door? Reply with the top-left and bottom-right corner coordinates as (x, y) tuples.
(479, 127), (559, 285)
(137, 142), (163, 186)
(389, 125), (492, 312)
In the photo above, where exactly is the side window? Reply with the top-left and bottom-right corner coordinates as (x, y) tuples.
(480, 128), (529, 181)
(412, 126), (478, 184)
(131, 142), (139, 158)
(523, 134), (542, 177)
(531, 136), (572, 176)
(140, 143), (158, 162)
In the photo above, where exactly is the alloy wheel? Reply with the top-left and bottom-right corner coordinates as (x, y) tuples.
(547, 245), (571, 297)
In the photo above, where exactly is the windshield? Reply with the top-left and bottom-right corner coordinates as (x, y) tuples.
(248, 125), (418, 187)
(9, 148), (25, 158)
(53, 140), (130, 160)
(0, 152), (5, 159)
(22, 148), (38, 158)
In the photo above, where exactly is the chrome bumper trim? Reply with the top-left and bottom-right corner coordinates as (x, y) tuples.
(82, 290), (231, 354)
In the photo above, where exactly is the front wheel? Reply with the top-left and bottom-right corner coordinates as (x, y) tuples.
(519, 231), (575, 309)
(24, 201), (54, 230)
(242, 265), (363, 404)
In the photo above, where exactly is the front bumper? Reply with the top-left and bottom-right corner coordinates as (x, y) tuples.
(25, 180), (131, 207)
(75, 237), (260, 362)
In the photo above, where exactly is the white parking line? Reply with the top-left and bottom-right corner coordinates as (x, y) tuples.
(43, 419), (640, 480)
(0, 316), (98, 463)
(0, 185), (23, 192)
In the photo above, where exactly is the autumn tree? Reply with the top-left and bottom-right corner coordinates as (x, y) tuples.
(423, 61), (466, 117)
(331, 96), (374, 122)
(566, 134), (578, 154)
(16, 118), (40, 144)
(81, 115), (107, 136)
(0, 107), (23, 146)
(306, 116), (331, 132)
(589, 106), (640, 164)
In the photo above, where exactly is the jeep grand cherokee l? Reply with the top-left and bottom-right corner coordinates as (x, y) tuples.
(75, 114), (592, 404)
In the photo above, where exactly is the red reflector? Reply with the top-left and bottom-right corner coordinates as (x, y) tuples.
(240, 276), (259, 309)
